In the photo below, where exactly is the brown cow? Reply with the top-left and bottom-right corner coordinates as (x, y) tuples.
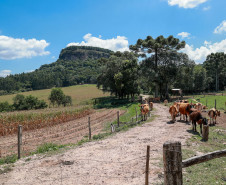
(149, 102), (153, 111)
(169, 105), (178, 122)
(179, 103), (192, 122)
(153, 97), (160, 103)
(139, 104), (149, 121)
(164, 99), (168, 106)
(190, 111), (208, 134)
(194, 103), (202, 112)
(208, 108), (220, 125)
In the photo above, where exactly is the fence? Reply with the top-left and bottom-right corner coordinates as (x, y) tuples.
(0, 107), (150, 159)
(163, 141), (226, 185)
(0, 109), (125, 158)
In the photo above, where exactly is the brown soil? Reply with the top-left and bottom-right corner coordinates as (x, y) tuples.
(0, 109), (125, 158)
(1, 104), (194, 185)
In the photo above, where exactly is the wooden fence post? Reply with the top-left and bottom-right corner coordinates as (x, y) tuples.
(88, 117), (91, 140)
(215, 99), (216, 109)
(111, 124), (115, 133)
(145, 145), (150, 185)
(117, 111), (119, 127)
(18, 125), (22, 159)
(202, 125), (209, 141)
(163, 141), (182, 185)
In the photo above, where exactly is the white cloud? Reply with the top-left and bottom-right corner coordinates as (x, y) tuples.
(203, 6), (210, 11)
(214, 20), (226, 34)
(168, 0), (208, 8)
(181, 39), (226, 63)
(0, 35), (50, 60)
(177, 32), (190, 38)
(0, 70), (11, 77)
(25, 70), (35, 73)
(67, 33), (129, 52)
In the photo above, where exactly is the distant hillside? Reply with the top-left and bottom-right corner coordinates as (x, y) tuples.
(0, 46), (112, 95)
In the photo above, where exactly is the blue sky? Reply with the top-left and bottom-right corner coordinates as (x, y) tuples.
(0, 0), (226, 77)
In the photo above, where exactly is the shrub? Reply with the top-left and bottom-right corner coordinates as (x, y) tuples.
(0, 101), (13, 112)
(49, 88), (72, 107)
(12, 94), (48, 111)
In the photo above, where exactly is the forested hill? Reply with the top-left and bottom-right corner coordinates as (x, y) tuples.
(0, 46), (112, 95)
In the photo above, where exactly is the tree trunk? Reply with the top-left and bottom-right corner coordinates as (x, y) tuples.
(165, 83), (169, 99)
(155, 48), (158, 98)
(216, 71), (218, 92)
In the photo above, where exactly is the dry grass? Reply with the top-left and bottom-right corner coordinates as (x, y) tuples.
(0, 84), (110, 105)
(0, 84), (110, 136)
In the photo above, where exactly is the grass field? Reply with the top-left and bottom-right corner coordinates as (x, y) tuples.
(0, 84), (110, 105)
(182, 126), (226, 184)
(187, 94), (226, 110)
(0, 84), (111, 136)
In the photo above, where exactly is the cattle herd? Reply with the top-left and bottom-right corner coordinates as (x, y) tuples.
(169, 100), (221, 134)
(139, 98), (221, 135)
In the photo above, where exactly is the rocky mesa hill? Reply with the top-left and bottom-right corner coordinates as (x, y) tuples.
(0, 46), (112, 94)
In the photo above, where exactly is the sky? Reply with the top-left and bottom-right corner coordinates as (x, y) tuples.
(0, 0), (226, 77)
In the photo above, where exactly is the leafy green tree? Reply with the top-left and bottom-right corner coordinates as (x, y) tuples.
(97, 51), (140, 99)
(62, 95), (72, 107)
(13, 94), (26, 110)
(193, 65), (207, 92)
(0, 101), (13, 112)
(203, 52), (226, 91)
(48, 88), (72, 107)
(130, 35), (185, 97)
(140, 51), (194, 98)
(48, 88), (65, 107)
(12, 94), (47, 110)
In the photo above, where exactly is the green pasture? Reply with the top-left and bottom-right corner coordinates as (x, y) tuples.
(0, 84), (110, 105)
(182, 126), (226, 184)
(187, 94), (226, 110)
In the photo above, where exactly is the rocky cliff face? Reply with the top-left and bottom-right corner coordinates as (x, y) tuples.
(59, 46), (112, 61)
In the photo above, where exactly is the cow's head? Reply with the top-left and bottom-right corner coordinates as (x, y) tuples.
(201, 117), (208, 125)
(216, 110), (220, 117)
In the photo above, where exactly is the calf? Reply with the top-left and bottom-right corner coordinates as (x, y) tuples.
(190, 111), (208, 134)
(139, 104), (149, 121)
(208, 108), (220, 125)
(169, 105), (178, 122)
(149, 102), (153, 111)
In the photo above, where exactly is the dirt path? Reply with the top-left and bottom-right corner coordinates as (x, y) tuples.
(0, 104), (192, 185)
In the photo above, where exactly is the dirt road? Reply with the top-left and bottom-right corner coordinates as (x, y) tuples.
(0, 104), (192, 185)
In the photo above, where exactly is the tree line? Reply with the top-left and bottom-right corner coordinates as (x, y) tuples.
(0, 46), (111, 95)
(97, 35), (226, 99)
(0, 43), (225, 100)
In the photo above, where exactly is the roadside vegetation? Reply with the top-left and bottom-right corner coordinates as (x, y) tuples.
(182, 126), (226, 184)
(187, 94), (226, 110)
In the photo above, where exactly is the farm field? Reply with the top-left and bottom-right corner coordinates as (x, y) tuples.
(0, 84), (110, 105)
(1, 103), (225, 184)
(0, 84), (111, 136)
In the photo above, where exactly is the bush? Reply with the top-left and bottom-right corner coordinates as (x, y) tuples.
(49, 88), (72, 107)
(0, 101), (13, 112)
(12, 94), (48, 111)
